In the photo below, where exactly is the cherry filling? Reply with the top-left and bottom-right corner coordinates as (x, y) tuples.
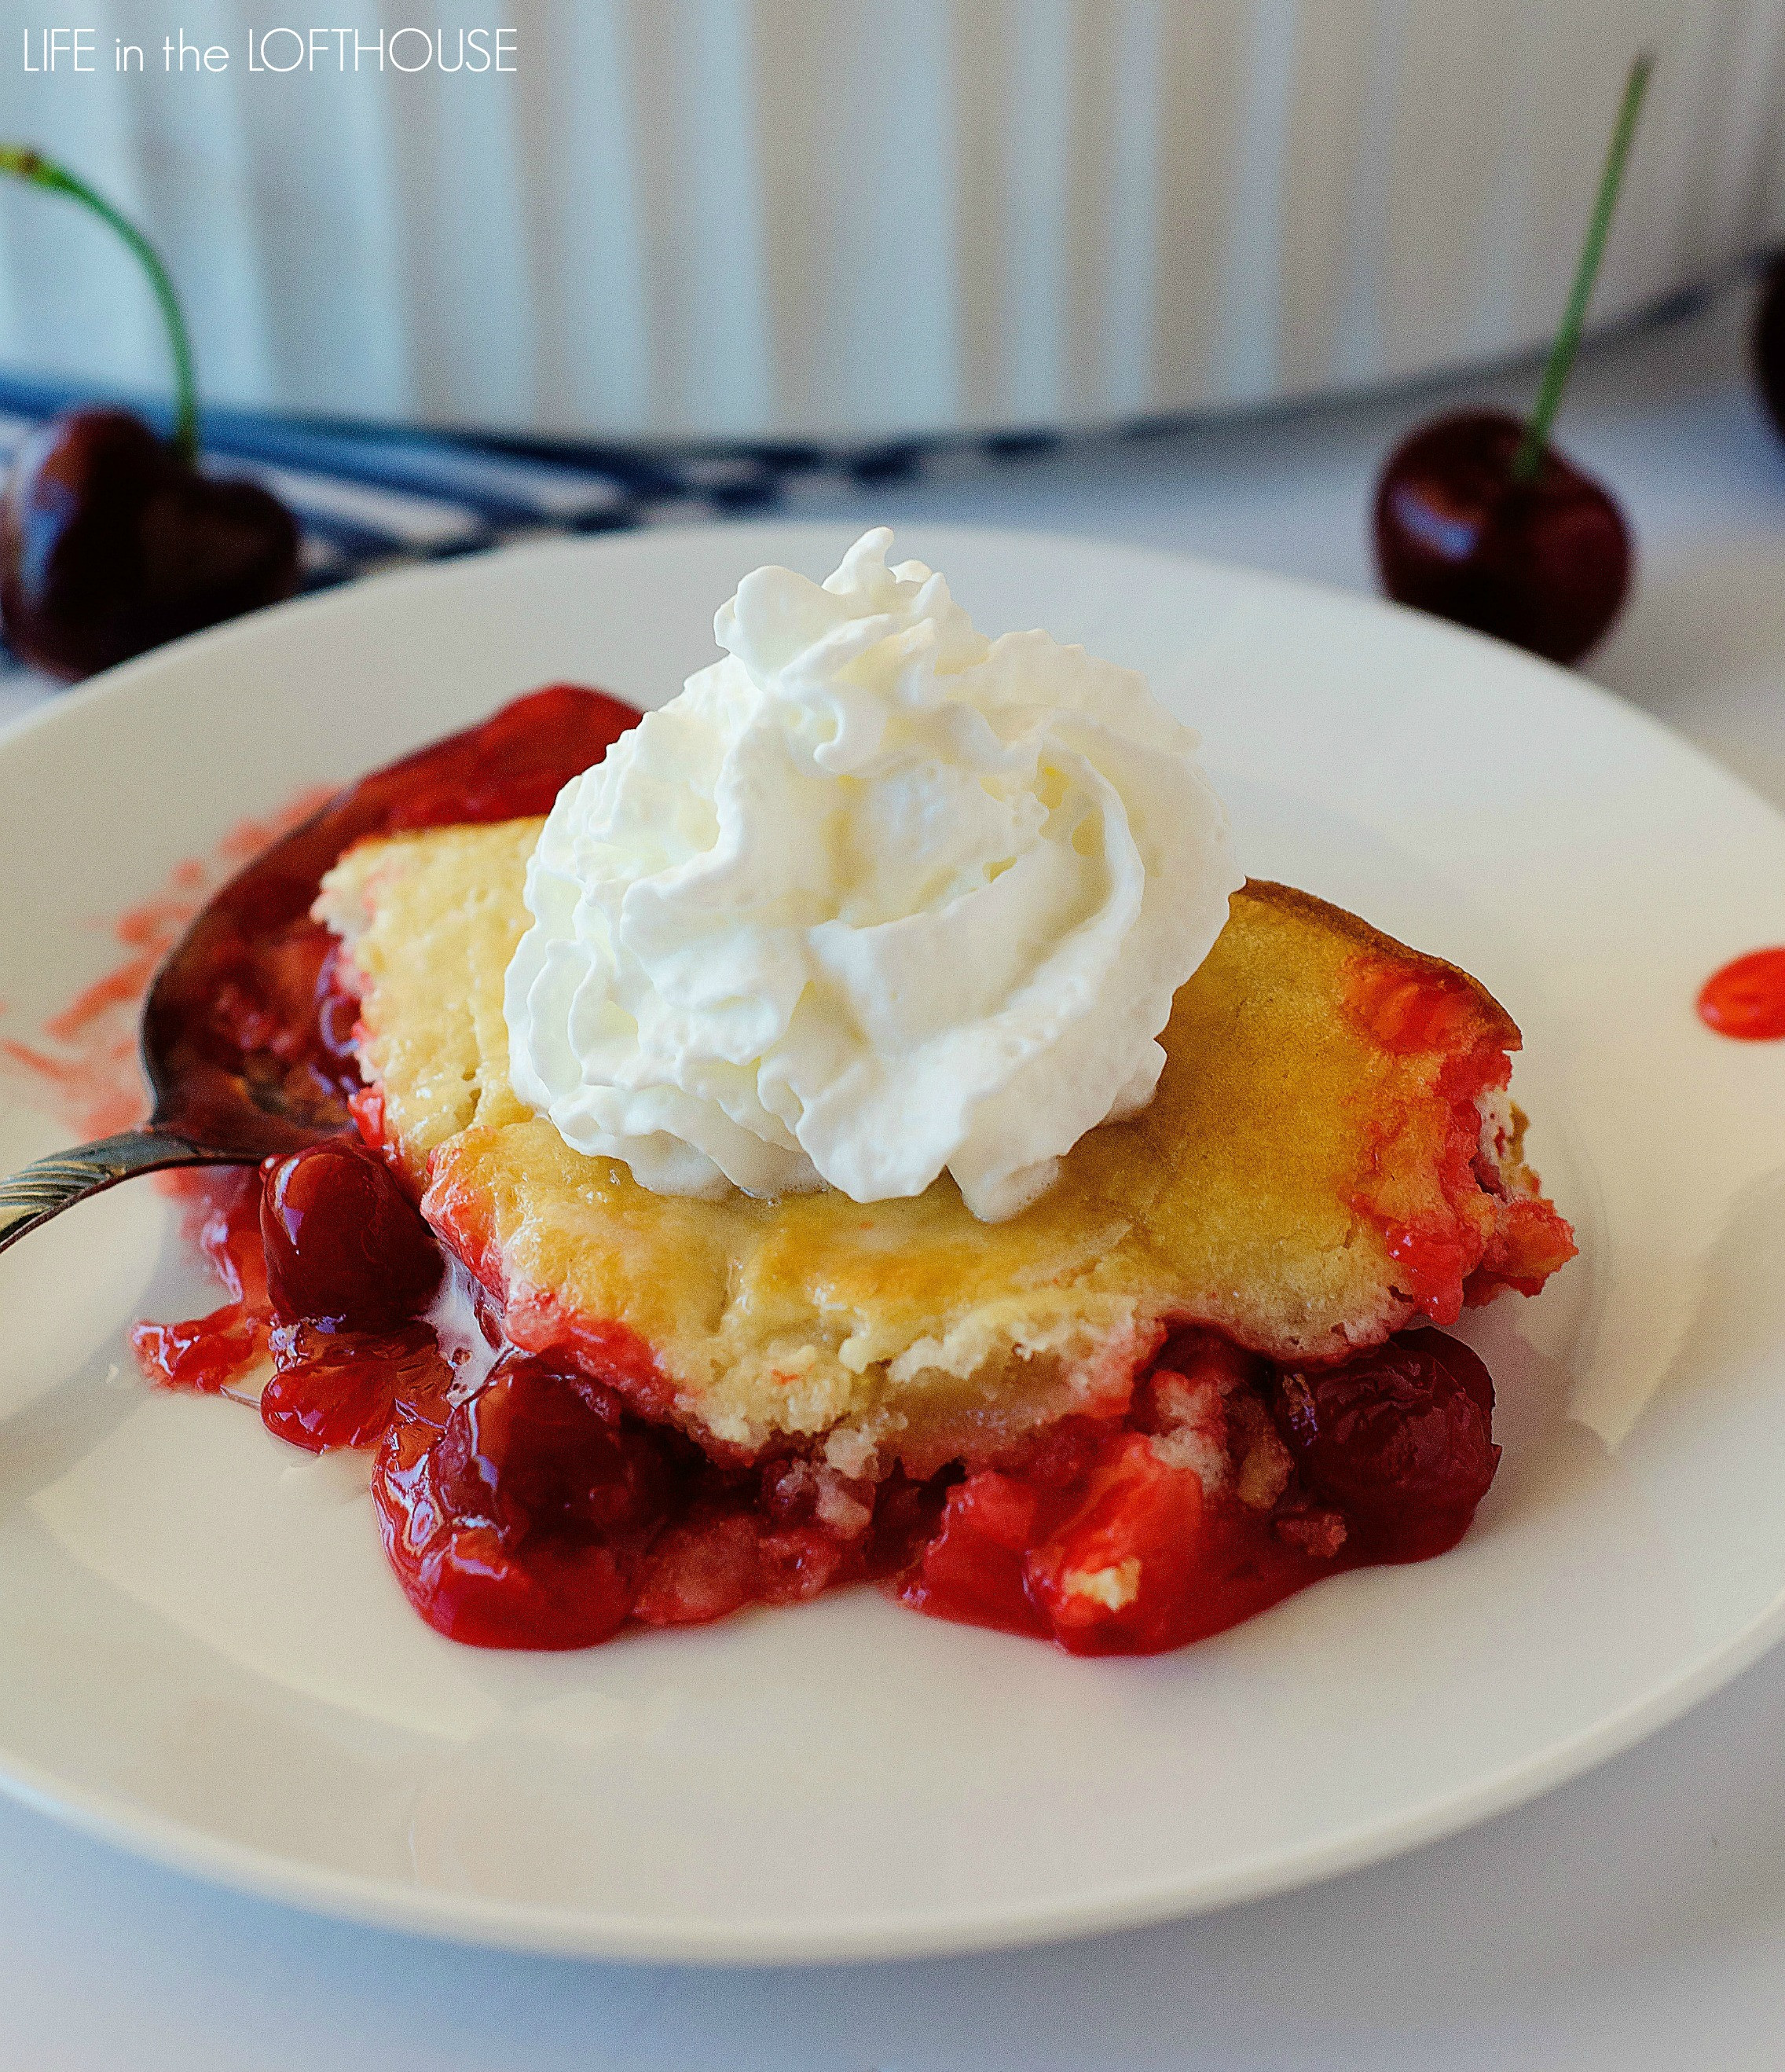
(130, 1166), (269, 1393)
(139, 1149), (1505, 1652)
(126, 685), (1510, 1657)
(1270, 1328), (1499, 1562)
(262, 1322), (449, 1454)
(896, 1328), (1499, 1655)
(376, 1357), (676, 1649)
(261, 1139), (442, 1329)
(371, 1355), (933, 1649)
(1342, 955), (1576, 1321)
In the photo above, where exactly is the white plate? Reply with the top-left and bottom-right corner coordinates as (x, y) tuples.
(2, 523), (1783, 1967)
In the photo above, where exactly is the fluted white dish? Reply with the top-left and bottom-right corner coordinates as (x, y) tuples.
(2, 524), (1785, 1960)
(2, 0), (1782, 439)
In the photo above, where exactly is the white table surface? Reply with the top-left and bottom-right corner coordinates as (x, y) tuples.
(5, 275), (1785, 2070)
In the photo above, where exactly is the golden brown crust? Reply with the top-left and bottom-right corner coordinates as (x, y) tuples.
(1240, 878), (1521, 1051)
(317, 825), (1573, 1475)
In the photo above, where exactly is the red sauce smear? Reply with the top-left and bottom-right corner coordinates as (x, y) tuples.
(0, 790), (333, 1142)
(117, 686), (1509, 1656)
(1699, 948), (1785, 1040)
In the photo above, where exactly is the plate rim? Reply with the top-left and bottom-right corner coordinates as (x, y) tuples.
(3, 1588), (1784, 1966)
(2, 514), (1771, 831)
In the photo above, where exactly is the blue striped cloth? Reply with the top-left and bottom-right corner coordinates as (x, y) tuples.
(0, 376), (1068, 615)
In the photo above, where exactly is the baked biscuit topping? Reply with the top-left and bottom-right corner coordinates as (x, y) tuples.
(319, 823), (1573, 1477)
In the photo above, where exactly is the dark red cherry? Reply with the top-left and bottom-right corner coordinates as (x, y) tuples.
(0, 407), (299, 680)
(1270, 1327), (1500, 1561)
(372, 1357), (676, 1648)
(260, 1319), (450, 1453)
(1373, 409), (1630, 666)
(1371, 57), (1651, 669)
(1755, 256), (1785, 444)
(429, 1358), (673, 1541)
(259, 1136), (442, 1331)
(0, 151), (301, 677)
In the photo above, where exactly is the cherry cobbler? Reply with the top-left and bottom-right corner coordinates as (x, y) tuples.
(132, 683), (1574, 1657)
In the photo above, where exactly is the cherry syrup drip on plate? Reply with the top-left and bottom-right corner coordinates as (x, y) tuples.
(130, 686), (1508, 1656)
(1699, 949), (1785, 1042)
(0, 787), (335, 1144)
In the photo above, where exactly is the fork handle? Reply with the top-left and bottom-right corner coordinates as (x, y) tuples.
(0, 1129), (237, 1256)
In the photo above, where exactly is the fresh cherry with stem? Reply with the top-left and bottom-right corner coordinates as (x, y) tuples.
(0, 148), (299, 680)
(1373, 53), (1652, 666)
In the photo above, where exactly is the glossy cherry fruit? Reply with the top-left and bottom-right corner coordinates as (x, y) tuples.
(1755, 255), (1785, 444)
(373, 1356), (678, 1648)
(0, 148), (302, 679)
(0, 407), (299, 680)
(1269, 1327), (1500, 1561)
(259, 1136), (442, 1331)
(259, 1319), (451, 1454)
(1373, 410), (1630, 666)
(1371, 57), (1650, 669)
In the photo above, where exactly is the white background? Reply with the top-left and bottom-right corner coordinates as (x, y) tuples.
(4, 276), (1785, 2065)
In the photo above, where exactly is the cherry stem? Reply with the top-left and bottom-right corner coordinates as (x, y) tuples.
(1511, 52), (1652, 482)
(0, 145), (200, 463)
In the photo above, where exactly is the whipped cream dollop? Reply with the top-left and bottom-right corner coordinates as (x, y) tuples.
(503, 528), (1241, 1221)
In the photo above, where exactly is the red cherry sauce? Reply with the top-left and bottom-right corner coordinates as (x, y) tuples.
(1699, 949), (1785, 1041)
(132, 684), (640, 1421)
(898, 1327), (1499, 1656)
(129, 1166), (270, 1393)
(129, 688), (1511, 1657)
(247, 1138), (449, 1452)
(372, 1358), (911, 1650)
